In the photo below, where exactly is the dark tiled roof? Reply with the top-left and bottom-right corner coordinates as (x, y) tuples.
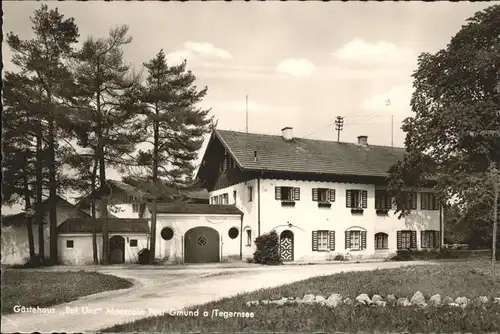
(57, 218), (149, 234)
(215, 129), (407, 177)
(2, 196), (91, 227)
(151, 203), (243, 215)
(179, 188), (209, 200)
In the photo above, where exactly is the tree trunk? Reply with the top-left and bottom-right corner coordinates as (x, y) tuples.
(23, 170), (36, 263)
(98, 150), (109, 265)
(91, 160), (99, 264)
(492, 173), (498, 282)
(48, 117), (58, 264)
(35, 122), (44, 263)
(149, 114), (159, 264)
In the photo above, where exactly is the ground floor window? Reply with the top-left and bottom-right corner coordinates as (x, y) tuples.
(130, 239), (138, 247)
(421, 230), (439, 248)
(246, 229), (252, 246)
(312, 230), (335, 251)
(66, 240), (74, 248)
(345, 230), (367, 250)
(318, 231), (329, 251)
(375, 233), (388, 250)
(397, 230), (416, 249)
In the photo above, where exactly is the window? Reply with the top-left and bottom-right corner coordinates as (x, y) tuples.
(312, 230), (335, 251)
(375, 233), (388, 250)
(228, 227), (239, 239)
(397, 192), (417, 210)
(397, 230), (416, 249)
(246, 229), (252, 246)
(130, 239), (138, 247)
(248, 186), (253, 202)
(233, 190), (237, 204)
(161, 227), (174, 241)
(223, 193), (228, 204)
(421, 193), (439, 210)
(312, 188), (335, 202)
(66, 240), (74, 248)
(345, 230), (367, 250)
(275, 186), (299, 201)
(421, 230), (439, 248)
(132, 203), (140, 213)
(375, 190), (391, 210)
(346, 190), (367, 208)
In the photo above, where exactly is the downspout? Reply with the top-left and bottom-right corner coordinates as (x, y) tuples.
(439, 203), (444, 249)
(258, 175), (262, 237)
(240, 213), (243, 260)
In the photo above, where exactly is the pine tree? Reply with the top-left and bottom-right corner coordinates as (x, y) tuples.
(138, 50), (215, 263)
(6, 5), (80, 264)
(68, 25), (144, 264)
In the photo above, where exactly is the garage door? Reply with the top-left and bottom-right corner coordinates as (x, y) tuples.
(184, 226), (220, 263)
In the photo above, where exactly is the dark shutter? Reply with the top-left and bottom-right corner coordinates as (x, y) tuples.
(420, 230), (425, 248)
(434, 230), (440, 248)
(346, 190), (352, 208)
(411, 192), (417, 210)
(385, 194), (392, 210)
(397, 231), (402, 249)
(312, 231), (318, 251)
(275, 187), (281, 200)
(421, 193), (427, 210)
(329, 231), (335, 250)
(361, 231), (367, 250)
(224, 157), (229, 170)
(361, 190), (368, 208)
(345, 231), (351, 249)
(294, 187), (300, 201)
(312, 188), (318, 201)
(329, 189), (336, 202)
(411, 230), (417, 249)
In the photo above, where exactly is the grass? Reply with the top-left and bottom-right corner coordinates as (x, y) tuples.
(104, 260), (500, 333)
(1, 270), (133, 315)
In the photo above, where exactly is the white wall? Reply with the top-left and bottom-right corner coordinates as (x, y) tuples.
(58, 233), (148, 265)
(154, 214), (242, 263)
(209, 180), (258, 260)
(1, 205), (88, 265)
(258, 179), (440, 261)
(94, 204), (141, 219)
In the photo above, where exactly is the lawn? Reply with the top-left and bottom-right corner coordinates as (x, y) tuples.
(1, 270), (133, 315)
(104, 260), (500, 333)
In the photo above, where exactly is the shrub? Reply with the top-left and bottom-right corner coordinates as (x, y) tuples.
(245, 257), (254, 263)
(334, 254), (347, 261)
(391, 249), (461, 261)
(252, 230), (283, 265)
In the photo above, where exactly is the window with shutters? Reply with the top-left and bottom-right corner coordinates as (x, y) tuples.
(318, 231), (329, 251)
(375, 190), (391, 210)
(375, 233), (388, 250)
(346, 189), (367, 212)
(312, 230), (335, 252)
(318, 189), (329, 202)
(421, 193), (439, 210)
(400, 231), (412, 249)
(350, 231), (361, 250)
(396, 192), (417, 210)
(421, 230), (439, 248)
(275, 186), (300, 206)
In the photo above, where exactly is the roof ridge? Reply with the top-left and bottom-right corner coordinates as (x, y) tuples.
(215, 128), (405, 150)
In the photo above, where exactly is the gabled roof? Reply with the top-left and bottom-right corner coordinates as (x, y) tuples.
(201, 129), (407, 178)
(57, 218), (149, 234)
(151, 203), (243, 215)
(2, 195), (91, 227)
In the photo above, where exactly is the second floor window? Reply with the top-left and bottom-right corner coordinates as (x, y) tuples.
(396, 192), (417, 210)
(248, 186), (253, 202)
(346, 190), (367, 208)
(312, 188), (335, 202)
(375, 190), (391, 210)
(275, 186), (300, 201)
(132, 204), (140, 213)
(421, 192), (439, 210)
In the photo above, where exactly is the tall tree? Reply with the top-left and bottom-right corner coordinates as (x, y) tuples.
(68, 25), (144, 264)
(2, 72), (50, 263)
(387, 5), (500, 278)
(6, 4), (80, 264)
(137, 50), (215, 263)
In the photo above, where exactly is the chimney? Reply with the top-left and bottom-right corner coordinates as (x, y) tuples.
(357, 135), (368, 146)
(281, 127), (293, 141)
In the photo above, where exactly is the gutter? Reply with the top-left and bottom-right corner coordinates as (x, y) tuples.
(258, 172), (263, 237)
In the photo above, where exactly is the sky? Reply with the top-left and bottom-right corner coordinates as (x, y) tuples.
(2, 1), (493, 214)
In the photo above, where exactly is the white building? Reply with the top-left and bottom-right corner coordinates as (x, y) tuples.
(195, 127), (444, 262)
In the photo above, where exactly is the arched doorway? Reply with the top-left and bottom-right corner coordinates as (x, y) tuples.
(184, 226), (220, 263)
(109, 235), (125, 264)
(280, 230), (294, 262)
